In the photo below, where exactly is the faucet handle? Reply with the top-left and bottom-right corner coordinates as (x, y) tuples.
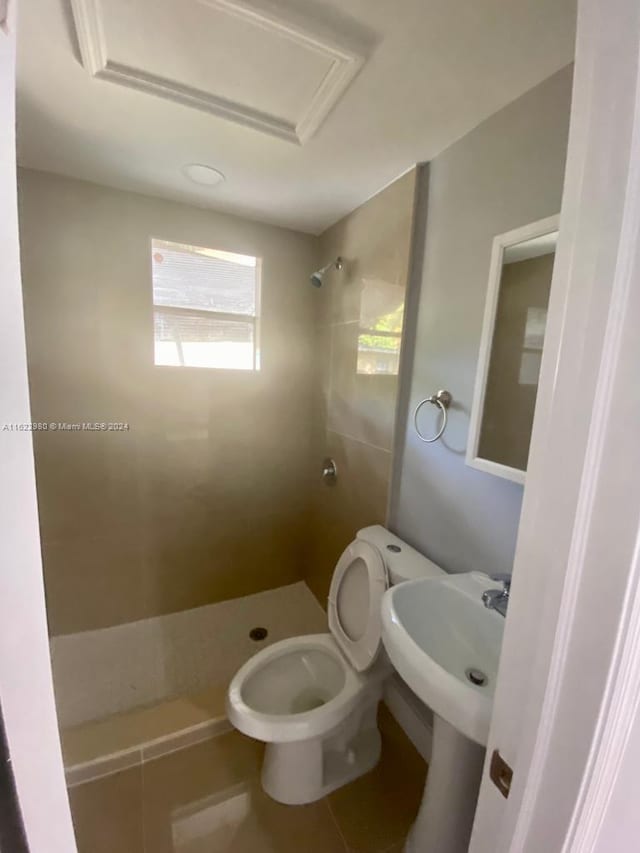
(489, 573), (511, 591)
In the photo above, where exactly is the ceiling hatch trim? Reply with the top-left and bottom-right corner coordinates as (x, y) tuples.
(70, 0), (368, 145)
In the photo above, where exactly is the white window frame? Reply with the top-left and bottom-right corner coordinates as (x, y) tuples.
(151, 238), (262, 371)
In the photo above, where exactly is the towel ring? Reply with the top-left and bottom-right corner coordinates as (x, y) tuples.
(413, 390), (452, 443)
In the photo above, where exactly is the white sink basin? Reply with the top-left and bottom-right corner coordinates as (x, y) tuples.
(381, 572), (505, 746)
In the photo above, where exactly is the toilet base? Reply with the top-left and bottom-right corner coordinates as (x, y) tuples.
(261, 695), (382, 805)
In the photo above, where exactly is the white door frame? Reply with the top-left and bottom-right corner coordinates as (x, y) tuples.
(471, 0), (640, 850)
(0, 2), (76, 850)
(2, 0), (640, 850)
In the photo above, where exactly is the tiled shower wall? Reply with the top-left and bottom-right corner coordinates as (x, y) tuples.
(304, 170), (417, 604)
(18, 167), (418, 638)
(18, 170), (318, 636)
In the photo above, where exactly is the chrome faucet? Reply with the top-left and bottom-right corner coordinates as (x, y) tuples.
(482, 573), (511, 617)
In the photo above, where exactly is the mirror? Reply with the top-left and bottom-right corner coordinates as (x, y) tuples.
(467, 214), (559, 484)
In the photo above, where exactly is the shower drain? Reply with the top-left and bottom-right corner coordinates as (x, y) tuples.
(249, 627), (268, 641)
(465, 668), (488, 687)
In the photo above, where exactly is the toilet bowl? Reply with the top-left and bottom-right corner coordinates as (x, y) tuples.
(226, 525), (444, 805)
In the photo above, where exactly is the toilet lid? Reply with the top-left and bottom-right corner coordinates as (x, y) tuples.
(327, 540), (388, 672)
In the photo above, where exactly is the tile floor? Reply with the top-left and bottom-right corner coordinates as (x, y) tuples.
(68, 705), (427, 853)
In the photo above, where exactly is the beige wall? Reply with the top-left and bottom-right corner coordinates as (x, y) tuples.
(304, 170), (417, 604)
(18, 169), (318, 636)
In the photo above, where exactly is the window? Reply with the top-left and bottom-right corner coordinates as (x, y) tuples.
(151, 239), (261, 370)
(356, 280), (404, 375)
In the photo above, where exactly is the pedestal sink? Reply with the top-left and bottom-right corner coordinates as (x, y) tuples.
(381, 572), (505, 853)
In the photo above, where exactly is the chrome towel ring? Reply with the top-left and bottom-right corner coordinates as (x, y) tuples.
(413, 390), (452, 443)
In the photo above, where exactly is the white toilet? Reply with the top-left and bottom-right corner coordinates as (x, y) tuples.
(226, 525), (444, 805)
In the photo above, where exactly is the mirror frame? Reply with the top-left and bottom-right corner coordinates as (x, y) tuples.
(466, 213), (560, 484)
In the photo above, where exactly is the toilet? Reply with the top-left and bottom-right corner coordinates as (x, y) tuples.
(226, 525), (444, 805)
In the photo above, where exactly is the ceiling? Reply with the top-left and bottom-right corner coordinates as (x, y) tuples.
(16, 0), (576, 234)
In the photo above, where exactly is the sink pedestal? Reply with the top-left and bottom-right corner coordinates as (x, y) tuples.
(405, 714), (485, 853)
(381, 573), (504, 853)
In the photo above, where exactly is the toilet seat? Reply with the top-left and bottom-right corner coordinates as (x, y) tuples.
(226, 633), (368, 743)
(328, 540), (388, 672)
(225, 526), (441, 806)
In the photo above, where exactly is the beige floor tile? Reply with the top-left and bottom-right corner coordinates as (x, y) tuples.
(142, 730), (261, 852)
(142, 730), (347, 853)
(212, 788), (347, 853)
(68, 708), (423, 853)
(68, 765), (144, 853)
(327, 706), (427, 852)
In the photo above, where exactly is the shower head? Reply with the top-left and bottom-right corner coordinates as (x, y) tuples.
(309, 257), (343, 287)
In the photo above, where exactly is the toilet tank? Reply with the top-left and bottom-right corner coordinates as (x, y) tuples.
(356, 526), (445, 585)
